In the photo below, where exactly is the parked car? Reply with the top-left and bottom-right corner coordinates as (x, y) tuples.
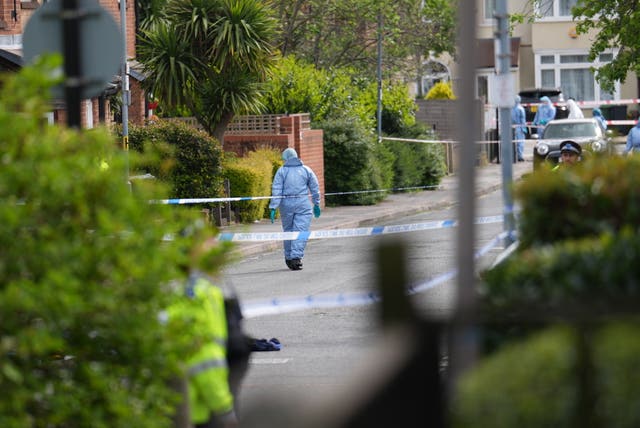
(518, 88), (569, 126)
(532, 118), (612, 169)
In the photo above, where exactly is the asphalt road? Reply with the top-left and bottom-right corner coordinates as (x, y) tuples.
(223, 187), (512, 425)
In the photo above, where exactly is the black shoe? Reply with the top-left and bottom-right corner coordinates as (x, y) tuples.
(517, 158), (525, 162)
(285, 259), (302, 270)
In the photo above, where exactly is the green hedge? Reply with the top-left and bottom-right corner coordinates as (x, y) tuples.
(320, 118), (394, 206)
(514, 156), (640, 250)
(383, 124), (447, 189)
(472, 154), (640, 420)
(481, 230), (640, 314)
(126, 121), (224, 199)
(453, 322), (640, 428)
(223, 149), (277, 222)
(0, 58), (229, 427)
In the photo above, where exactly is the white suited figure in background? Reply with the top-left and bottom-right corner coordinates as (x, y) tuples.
(567, 98), (584, 119)
(269, 148), (321, 271)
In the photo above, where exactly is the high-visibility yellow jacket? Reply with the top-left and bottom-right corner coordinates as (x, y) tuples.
(167, 275), (234, 425)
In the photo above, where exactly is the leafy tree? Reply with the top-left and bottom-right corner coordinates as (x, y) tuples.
(271, 0), (456, 81)
(137, 0), (278, 142)
(0, 57), (231, 427)
(262, 56), (363, 125)
(263, 55), (418, 133)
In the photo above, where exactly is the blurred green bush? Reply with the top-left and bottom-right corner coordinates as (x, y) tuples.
(453, 321), (640, 428)
(0, 57), (230, 427)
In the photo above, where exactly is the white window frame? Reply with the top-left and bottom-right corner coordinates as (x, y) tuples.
(481, 0), (496, 26)
(535, 0), (578, 21)
(534, 49), (619, 102)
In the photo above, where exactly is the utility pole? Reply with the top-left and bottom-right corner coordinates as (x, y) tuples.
(120, 0), (131, 186)
(495, 0), (516, 245)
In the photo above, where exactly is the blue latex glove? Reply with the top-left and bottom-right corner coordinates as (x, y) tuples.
(269, 209), (276, 223)
(313, 204), (321, 218)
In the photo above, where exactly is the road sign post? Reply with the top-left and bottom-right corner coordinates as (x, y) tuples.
(23, 0), (122, 128)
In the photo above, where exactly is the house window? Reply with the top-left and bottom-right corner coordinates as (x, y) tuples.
(483, 0), (496, 23)
(536, 51), (618, 102)
(536, 0), (577, 19)
(422, 60), (450, 95)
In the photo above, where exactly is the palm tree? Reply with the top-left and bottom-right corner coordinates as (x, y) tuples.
(138, 0), (278, 143)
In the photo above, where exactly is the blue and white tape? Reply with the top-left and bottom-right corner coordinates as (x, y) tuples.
(217, 215), (504, 242)
(151, 185), (441, 205)
(240, 231), (511, 318)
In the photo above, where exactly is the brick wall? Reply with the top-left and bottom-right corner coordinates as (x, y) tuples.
(100, 0), (136, 57)
(129, 78), (146, 125)
(414, 99), (485, 173)
(223, 134), (293, 158)
(298, 129), (325, 207)
(223, 113), (325, 207)
(0, 0), (143, 129)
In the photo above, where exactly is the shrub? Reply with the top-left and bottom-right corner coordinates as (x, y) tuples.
(514, 156), (640, 249)
(320, 118), (394, 206)
(383, 124), (447, 189)
(0, 57), (230, 427)
(425, 81), (456, 100)
(223, 149), (276, 222)
(356, 79), (418, 135)
(453, 322), (640, 428)
(126, 121), (225, 199)
(481, 230), (640, 314)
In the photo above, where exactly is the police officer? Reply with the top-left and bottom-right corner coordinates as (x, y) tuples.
(166, 269), (238, 428)
(553, 140), (582, 170)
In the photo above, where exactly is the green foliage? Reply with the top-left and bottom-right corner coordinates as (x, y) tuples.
(572, 1), (640, 92)
(383, 124), (447, 189)
(271, 0), (456, 82)
(425, 81), (456, 100)
(357, 79), (417, 135)
(138, 0), (278, 140)
(264, 56), (419, 135)
(514, 156), (640, 249)
(223, 149), (275, 222)
(453, 322), (640, 428)
(320, 118), (394, 205)
(0, 58), (231, 427)
(262, 56), (365, 125)
(481, 230), (640, 314)
(126, 121), (225, 199)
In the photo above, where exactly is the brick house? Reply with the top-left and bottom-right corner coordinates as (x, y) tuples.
(0, 0), (148, 128)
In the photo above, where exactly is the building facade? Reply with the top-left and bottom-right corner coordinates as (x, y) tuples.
(0, 0), (147, 128)
(416, 0), (638, 130)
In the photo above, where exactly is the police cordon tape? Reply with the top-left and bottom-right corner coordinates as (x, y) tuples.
(216, 214), (504, 242)
(239, 231), (512, 318)
(151, 184), (442, 205)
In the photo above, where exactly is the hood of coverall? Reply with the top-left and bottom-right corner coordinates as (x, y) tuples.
(282, 148), (298, 161)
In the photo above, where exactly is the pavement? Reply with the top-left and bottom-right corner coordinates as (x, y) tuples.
(220, 149), (534, 259)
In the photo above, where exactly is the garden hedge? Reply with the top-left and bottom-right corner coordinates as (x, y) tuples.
(0, 58), (230, 427)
